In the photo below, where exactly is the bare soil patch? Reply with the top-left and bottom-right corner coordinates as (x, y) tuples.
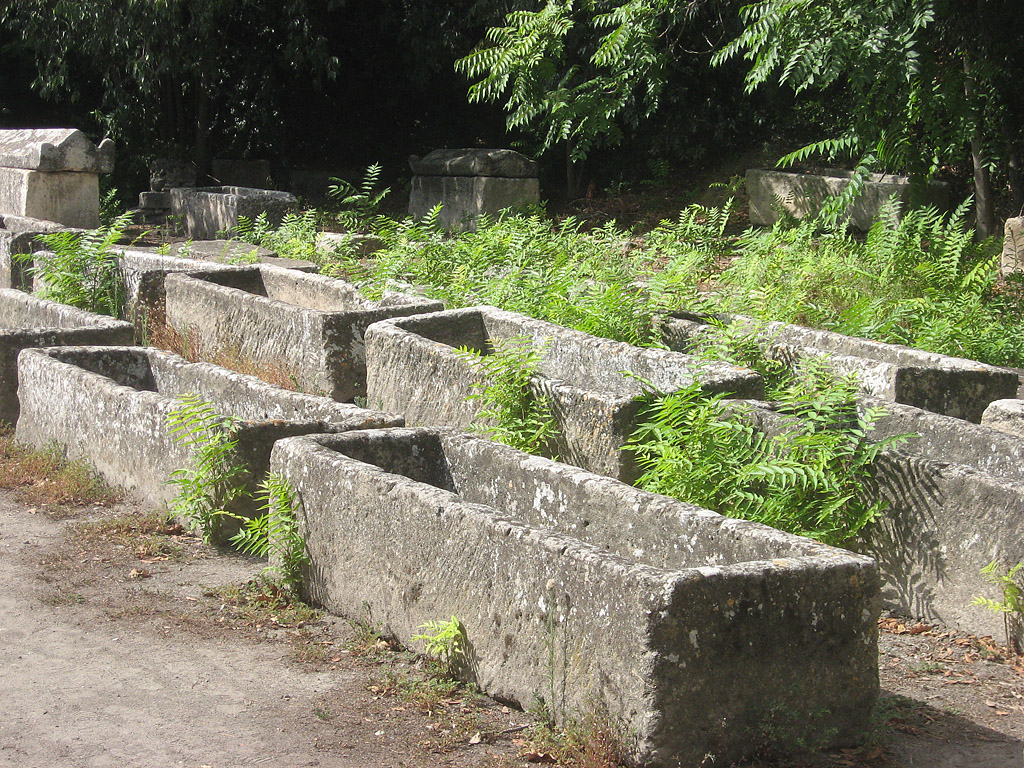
(1, 491), (1021, 767)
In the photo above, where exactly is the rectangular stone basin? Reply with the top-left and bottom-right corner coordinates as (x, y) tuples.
(0, 289), (133, 424)
(365, 306), (764, 481)
(0, 214), (69, 290)
(15, 346), (403, 538)
(738, 399), (1024, 643)
(659, 312), (1019, 422)
(164, 265), (443, 400)
(270, 427), (879, 767)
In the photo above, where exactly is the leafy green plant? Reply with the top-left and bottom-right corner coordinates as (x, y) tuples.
(230, 473), (309, 594)
(98, 186), (123, 227)
(413, 615), (467, 678)
(234, 210), (320, 263)
(629, 360), (906, 547)
(26, 212), (133, 317)
(972, 560), (1023, 654)
(457, 336), (560, 457)
(165, 394), (248, 542)
(707, 199), (1024, 367)
(328, 162), (391, 232)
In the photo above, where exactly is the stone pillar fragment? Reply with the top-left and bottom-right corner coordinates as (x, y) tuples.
(408, 148), (540, 232)
(0, 129), (114, 228)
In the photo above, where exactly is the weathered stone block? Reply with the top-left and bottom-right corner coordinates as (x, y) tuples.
(0, 167), (100, 228)
(365, 307), (764, 481)
(15, 346), (402, 534)
(0, 214), (68, 290)
(138, 191), (171, 209)
(0, 128), (114, 173)
(746, 168), (951, 230)
(981, 398), (1024, 437)
(1000, 216), (1024, 276)
(0, 129), (113, 228)
(316, 231), (384, 258)
(408, 149), (539, 232)
(149, 157), (196, 192)
(739, 399), (1024, 643)
(271, 428), (879, 767)
(169, 186), (299, 240)
(0, 289), (133, 425)
(165, 266), (443, 400)
(658, 312), (1018, 422)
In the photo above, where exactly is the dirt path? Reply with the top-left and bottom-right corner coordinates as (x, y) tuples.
(1, 491), (1021, 768)
(0, 494), (525, 768)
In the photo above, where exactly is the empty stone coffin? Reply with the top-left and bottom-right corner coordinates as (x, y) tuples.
(0, 128), (114, 228)
(0, 290), (133, 425)
(15, 346), (402, 536)
(169, 186), (298, 240)
(365, 307), (764, 482)
(659, 312), (1018, 422)
(746, 168), (950, 230)
(0, 214), (70, 290)
(408, 148), (540, 232)
(165, 266), (443, 400)
(742, 399), (1024, 642)
(114, 246), (316, 328)
(271, 428), (879, 767)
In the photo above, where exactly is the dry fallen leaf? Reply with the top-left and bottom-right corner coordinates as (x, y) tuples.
(468, 732), (482, 744)
(524, 751), (557, 764)
(128, 568), (151, 579)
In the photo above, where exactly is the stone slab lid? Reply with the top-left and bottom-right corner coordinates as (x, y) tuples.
(409, 148), (537, 178)
(0, 128), (115, 173)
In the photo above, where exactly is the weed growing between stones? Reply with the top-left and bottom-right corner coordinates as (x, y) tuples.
(23, 212), (133, 318)
(628, 359), (908, 547)
(229, 473), (310, 595)
(0, 427), (121, 511)
(458, 337), (560, 457)
(972, 560), (1024, 654)
(165, 394), (248, 542)
(413, 616), (467, 679)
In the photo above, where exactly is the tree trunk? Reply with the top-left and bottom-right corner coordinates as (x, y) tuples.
(194, 80), (212, 178)
(965, 53), (996, 239)
(1002, 114), (1024, 212)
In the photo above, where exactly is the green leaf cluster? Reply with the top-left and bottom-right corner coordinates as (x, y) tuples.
(629, 359), (907, 547)
(231, 473), (310, 594)
(458, 337), (560, 457)
(166, 394), (249, 543)
(26, 212), (133, 318)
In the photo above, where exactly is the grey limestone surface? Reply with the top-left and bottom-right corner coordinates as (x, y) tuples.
(169, 186), (299, 240)
(165, 265), (443, 400)
(408, 149), (539, 231)
(981, 398), (1024, 437)
(1001, 216), (1024, 276)
(0, 129), (113, 228)
(14, 346), (402, 539)
(0, 129), (114, 173)
(365, 306), (764, 482)
(746, 168), (951, 230)
(409, 148), (538, 178)
(271, 427), (879, 768)
(738, 400), (1024, 644)
(0, 168), (101, 229)
(0, 290), (133, 425)
(0, 214), (69, 290)
(658, 312), (1018, 422)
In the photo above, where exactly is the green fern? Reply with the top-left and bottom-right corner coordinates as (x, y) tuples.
(457, 336), (560, 457)
(231, 473), (309, 594)
(26, 212), (133, 317)
(165, 394), (249, 542)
